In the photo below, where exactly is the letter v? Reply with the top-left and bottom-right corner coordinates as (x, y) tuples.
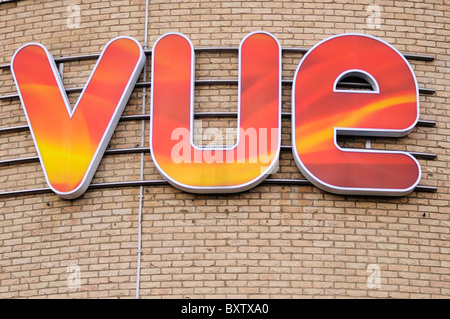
(11, 37), (145, 199)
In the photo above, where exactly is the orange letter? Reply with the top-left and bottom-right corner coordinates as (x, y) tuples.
(151, 32), (281, 193)
(292, 34), (420, 196)
(11, 37), (145, 199)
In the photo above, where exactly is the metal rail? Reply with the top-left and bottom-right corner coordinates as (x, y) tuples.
(278, 146), (436, 160)
(0, 178), (437, 198)
(0, 144), (437, 167)
(0, 114), (437, 135)
(0, 46), (434, 70)
(0, 79), (436, 100)
(0, 147), (150, 166)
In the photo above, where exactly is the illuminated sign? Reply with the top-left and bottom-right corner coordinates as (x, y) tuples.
(292, 34), (420, 196)
(10, 33), (421, 199)
(11, 37), (145, 199)
(151, 31), (281, 193)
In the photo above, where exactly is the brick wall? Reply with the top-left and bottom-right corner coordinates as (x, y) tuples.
(0, 0), (448, 298)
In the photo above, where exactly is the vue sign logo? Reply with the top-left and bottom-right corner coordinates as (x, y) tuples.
(10, 32), (421, 199)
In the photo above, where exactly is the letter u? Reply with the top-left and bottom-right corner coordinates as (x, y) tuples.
(150, 32), (281, 193)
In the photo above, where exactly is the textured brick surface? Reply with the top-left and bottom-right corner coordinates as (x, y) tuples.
(0, 0), (449, 298)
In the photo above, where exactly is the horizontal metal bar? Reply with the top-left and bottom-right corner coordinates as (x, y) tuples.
(0, 124), (29, 134)
(413, 185), (438, 192)
(134, 79), (437, 95)
(417, 87), (436, 94)
(334, 81), (435, 94)
(408, 151), (437, 160)
(68, 47), (436, 62)
(0, 142), (436, 167)
(0, 53), (101, 70)
(53, 53), (101, 64)
(193, 113), (436, 129)
(416, 120), (436, 127)
(283, 48), (434, 61)
(279, 145), (436, 160)
(334, 81), (373, 89)
(104, 147), (150, 155)
(0, 84), (89, 100)
(0, 79), (435, 101)
(0, 156), (38, 166)
(0, 93), (19, 100)
(0, 114), (152, 134)
(183, 47), (242, 54)
(0, 147), (151, 166)
(194, 112), (238, 118)
(120, 114), (150, 121)
(0, 115), (436, 135)
(285, 80), (435, 94)
(402, 53), (435, 62)
(90, 179), (168, 190)
(0, 178), (437, 198)
(133, 80), (437, 95)
(263, 179), (438, 193)
(195, 79), (236, 86)
(0, 187), (52, 198)
(147, 48), (244, 56)
(279, 47), (310, 54)
(263, 178), (311, 186)
(0, 46), (434, 70)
